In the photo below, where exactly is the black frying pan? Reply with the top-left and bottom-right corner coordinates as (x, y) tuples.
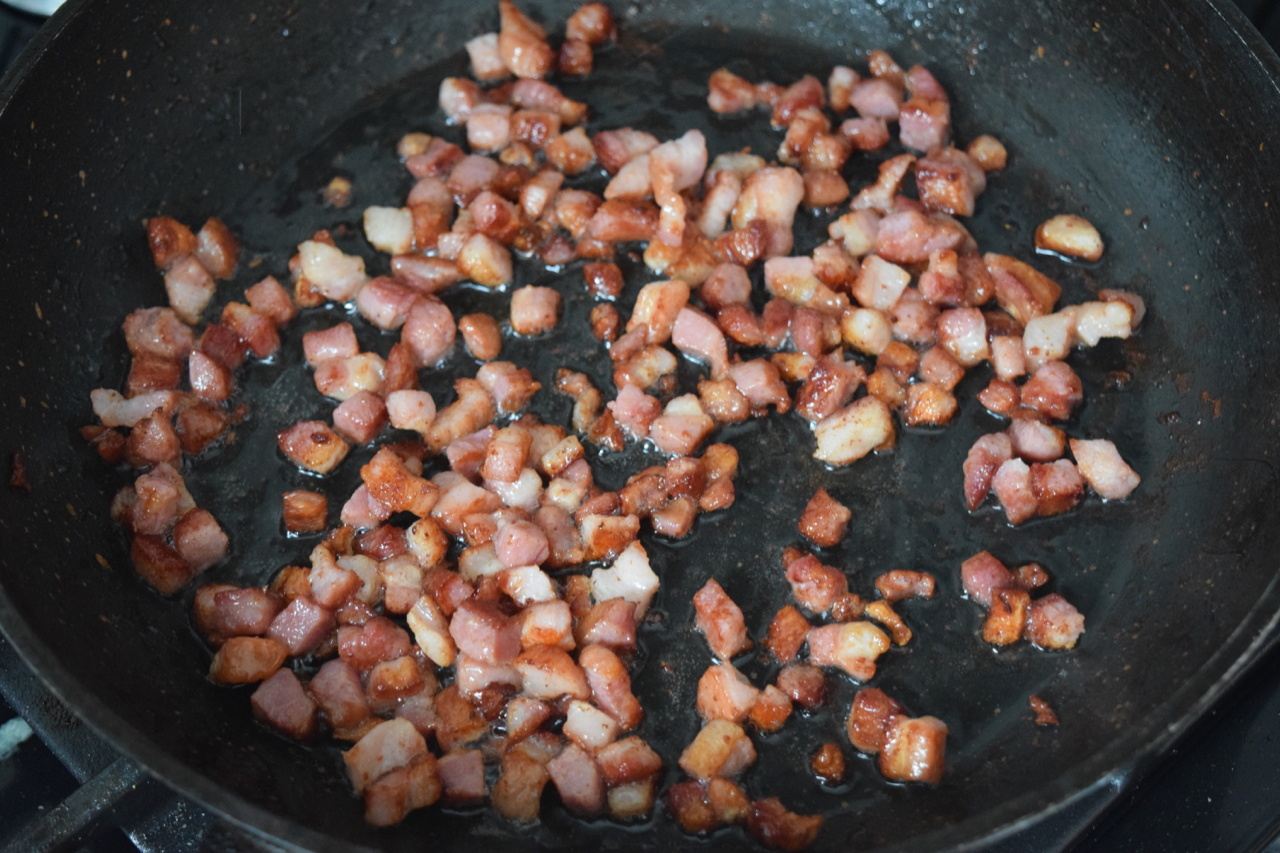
(3, 0), (1280, 850)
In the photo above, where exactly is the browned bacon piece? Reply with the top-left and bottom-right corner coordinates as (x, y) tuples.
(696, 578), (752, 655)
(983, 588), (1031, 645)
(796, 487), (851, 548)
(1030, 694), (1060, 726)
(847, 687), (906, 753)
(745, 798), (823, 852)
(880, 716), (948, 785)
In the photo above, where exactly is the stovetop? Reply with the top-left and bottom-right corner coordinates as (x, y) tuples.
(4, 2), (1280, 852)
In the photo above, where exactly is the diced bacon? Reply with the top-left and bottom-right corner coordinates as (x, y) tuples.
(355, 455), (429, 523)
(1008, 418), (1066, 463)
(510, 79), (587, 125)
(476, 361), (541, 414)
(276, 420), (350, 475)
(195, 325), (247, 377)
(649, 395), (716, 456)
(982, 587), (1030, 645)
(593, 128), (659, 175)
(846, 687), (907, 754)
(313, 352), (386, 402)
(339, 615), (412, 675)
(986, 253), (1062, 324)
(730, 167), (805, 258)
(391, 296), (456, 368)
(439, 76), (483, 124)
(545, 126), (596, 175)
(899, 95), (951, 152)
(301, 325), (357, 370)
(454, 232), (512, 288)
(932, 307), (988, 367)
(493, 748), (552, 824)
(561, 698), (619, 752)
(977, 378), (1020, 416)
(746, 798), (823, 851)
(515, 644), (590, 701)
(565, 646), (640, 734)
(432, 749), (485, 807)
(494, 521), (551, 570)
(426, 381), (496, 455)
(692, 579), (752, 660)
(172, 507), (228, 574)
(785, 554), (848, 614)
(672, 307), (729, 379)
(1025, 593), (1086, 649)
(806, 621), (889, 681)
(506, 285), (559, 335)
(850, 77), (903, 119)
(145, 216), (197, 270)
(163, 255), (216, 325)
(340, 485), (391, 531)
(851, 254), (910, 312)
(797, 488), (851, 547)
(450, 599), (521, 665)
(208, 588), (281, 639)
(597, 736), (663, 788)
(127, 472), (179, 536)
(1070, 438), (1140, 500)
(992, 458), (1037, 525)
(263, 595), (334, 657)
(208, 636), (289, 684)
(771, 75), (825, 127)
(762, 605), (809, 663)
(963, 432), (1013, 511)
(764, 256), (847, 316)
(121, 310), (189, 364)
(813, 396), (894, 466)
(478, 425), (530, 485)
(1030, 459), (1084, 516)
(544, 743), (604, 816)
(708, 68), (759, 114)
(742, 683), (791, 733)
(574, 597), (637, 651)
(590, 540), (658, 616)
(308, 659), (370, 732)
(330, 391), (388, 445)
(649, 129), (708, 246)
(874, 209), (967, 266)
(351, 277), (416, 332)
(626, 279), (689, 344)
(667, 780), (720, 833)
(962, 550), (1018, 612)
(123, 410), (180, 466)
(851, 155), (915, 218)
(497, 0), (554, 79)
(696, 662), (760, 724)
(613, 345), (678, 394)
(299, 240), (367, 303)
(445, 154), (500, 206)
(865, 600), (911, 645)
(879, 716), (948, 785)
(838, 116), (891, 153)
(384, 390), (436, 434)
(465, 103), (513, 152)
(875, 570), (936, 604)
(558, 38), (593, 75)
(464, 33), (508, 81)
(679, 720), (756, 781)
(388, 257), (460, 299)
(915, 147), (985, 217)
(1021, 360), (1083, 421)
(1022, 309), (1078, 372)
(343, 718), (428, 794)
(250, 668), (318, 741)
(361, 753), (441, 827)
(728, 359), (790, 416)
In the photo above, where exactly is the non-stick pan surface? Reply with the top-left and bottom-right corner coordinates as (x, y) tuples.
(3, 0), (1280, 850)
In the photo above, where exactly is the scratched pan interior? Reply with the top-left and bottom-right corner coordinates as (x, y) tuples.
(2, 0), (1280, 850)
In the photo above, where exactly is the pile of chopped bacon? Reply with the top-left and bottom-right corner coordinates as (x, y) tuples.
(961, 551), (1085, 649)
(77, 0), (1149, 846)
(84, 214), (303, 594)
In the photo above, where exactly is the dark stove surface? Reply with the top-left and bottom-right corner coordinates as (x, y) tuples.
(4, 3), (1280, 853)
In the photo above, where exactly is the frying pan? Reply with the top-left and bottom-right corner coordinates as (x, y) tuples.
(3, 0), (1280, 850)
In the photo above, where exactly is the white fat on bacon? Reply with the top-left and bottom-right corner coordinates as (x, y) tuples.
(590, 541), (659, 618)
